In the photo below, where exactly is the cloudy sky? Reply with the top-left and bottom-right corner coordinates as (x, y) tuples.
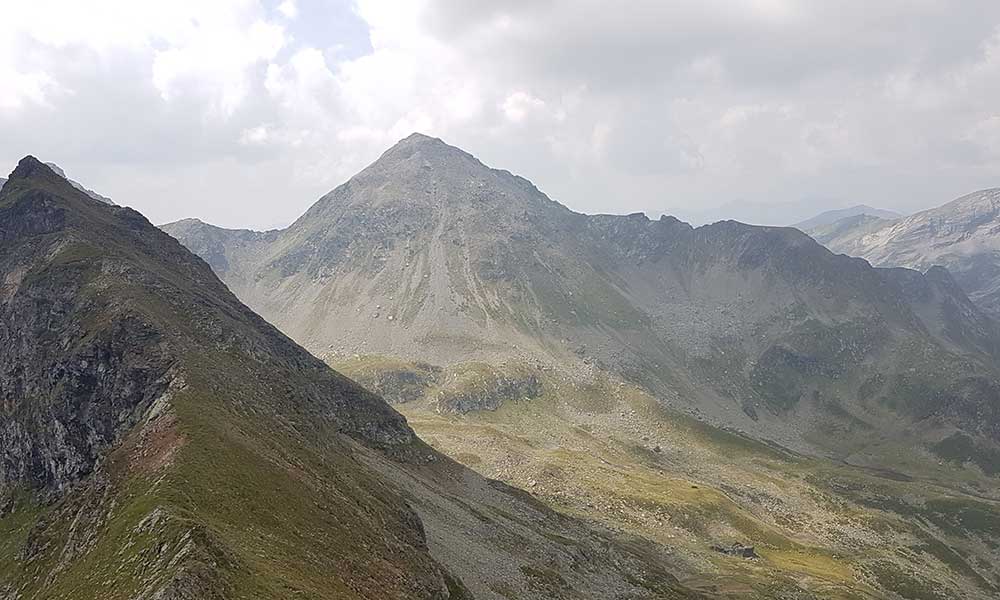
(3, 1), (1000, 229)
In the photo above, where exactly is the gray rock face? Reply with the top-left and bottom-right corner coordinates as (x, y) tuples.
(163, 134), (1000, 456)
(809, 188), (1000, 318)
(0, 160), (165, 495)
(711, 543), (759, 559)
(158, 218), (277, 278)
(436, 370), (543, 414)
(0, 157), (412, 497)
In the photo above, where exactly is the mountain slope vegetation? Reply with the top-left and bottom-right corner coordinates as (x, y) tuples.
(0, 157), (699, 600)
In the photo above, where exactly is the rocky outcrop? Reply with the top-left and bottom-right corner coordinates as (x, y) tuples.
(711, 543), (759, 559)
(435, 367), (543, 414)
(353, 363), (442, 405)
(0, 161), (169, 495)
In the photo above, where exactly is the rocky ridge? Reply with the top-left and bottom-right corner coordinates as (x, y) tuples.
(809, 188), (1000, 318)
(43, 162), (114, 204)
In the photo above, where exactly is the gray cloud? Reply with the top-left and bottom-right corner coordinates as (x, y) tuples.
(2, 1), (1000, 228)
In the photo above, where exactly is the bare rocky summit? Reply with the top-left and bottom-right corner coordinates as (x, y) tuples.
(0, 162), (109, 204)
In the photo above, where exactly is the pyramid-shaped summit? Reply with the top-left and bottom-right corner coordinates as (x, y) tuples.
(5, 154), (114, 204)
(8, 154), (62, 182)
(340, 131), (542, 208)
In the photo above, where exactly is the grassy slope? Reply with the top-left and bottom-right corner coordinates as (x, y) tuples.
(0, 163), (455, 599)
(335, 356), (1000, 600)
(2, 357), (457, 599)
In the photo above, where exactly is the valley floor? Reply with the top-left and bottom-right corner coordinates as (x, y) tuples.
(334, 356), (1000, 600)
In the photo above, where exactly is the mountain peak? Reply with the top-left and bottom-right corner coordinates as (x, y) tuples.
(5, 155), (88, 203)
(940, 187), (1000, 213)
(9, 154), (63, 183)
(7, 155), (115, 204)
(399, 131), (441, 144)
(377, 132), (472, 164)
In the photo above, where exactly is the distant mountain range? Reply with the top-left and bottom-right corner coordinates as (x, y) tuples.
(792, 204), (902, 230)
(0, 158), (698, 599)
(807, 188), (1000, 318)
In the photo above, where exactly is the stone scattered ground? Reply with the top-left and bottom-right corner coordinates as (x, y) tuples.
(335, 355), (1000, 600)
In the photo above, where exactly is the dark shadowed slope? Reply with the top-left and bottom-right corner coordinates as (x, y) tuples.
(0, 157), (699, 600)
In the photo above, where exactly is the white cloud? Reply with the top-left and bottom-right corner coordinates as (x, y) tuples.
(240, 125), (270, 145)
(501, 92), (545, 123)
(152, 19), (285, 117)
(0, 69), (58, 111)
(3, 0), (1000, 229)
(278, 0), (298, 20)
(2, 0), (287, 117)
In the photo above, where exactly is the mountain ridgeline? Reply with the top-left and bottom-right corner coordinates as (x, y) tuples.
(808, 188), (1000, 319)
(791, 204), (901, 231)
(0, 157), (699, 599)
(165, 134), (1000, 462)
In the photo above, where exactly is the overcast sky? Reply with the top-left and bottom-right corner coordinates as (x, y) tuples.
(3, 1), (1000, 229)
